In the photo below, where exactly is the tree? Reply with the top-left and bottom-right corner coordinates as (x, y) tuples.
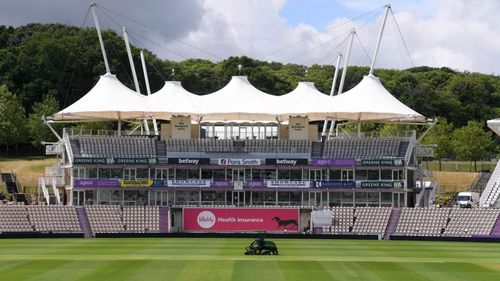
(422, 117), (454, 171)
(0, 85), (26, 156)
(27, 93), (60, 147)
(451, 121), (494, 172)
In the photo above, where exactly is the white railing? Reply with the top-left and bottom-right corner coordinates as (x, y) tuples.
(38, 177), (50, 205)
(480, 160), (500, 207)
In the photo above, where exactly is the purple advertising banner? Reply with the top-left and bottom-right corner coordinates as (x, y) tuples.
(311, 158), (356, 167)
(73, 179), (120, 188)
(245, 181), (265, 188)
(213, 181), (233, 188)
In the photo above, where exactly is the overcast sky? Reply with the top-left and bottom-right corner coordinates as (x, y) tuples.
(1, 0), (499, 74)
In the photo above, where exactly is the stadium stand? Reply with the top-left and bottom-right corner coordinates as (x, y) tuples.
(480, 161), (500, 207)
(322, 138), (408, 158)
(85, 205), (125, 233)
(0, 204), (32, 232)
(394, 208), (450, 236)
(27, 205), (81, 233)
(76, 136), (156, 158)
(329, 207), (354, 234)
(352, 207), (392, 234)
(443, 208), (500, 237)
(164, 139), (312, 154)
(123, 205), (160, 233)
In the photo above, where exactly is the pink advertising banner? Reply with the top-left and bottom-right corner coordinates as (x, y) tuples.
(183, 208), (299, 232)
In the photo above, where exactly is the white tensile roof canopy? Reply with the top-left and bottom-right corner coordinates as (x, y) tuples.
(326, 74), (427, 122)
(198, 76), (279, 122)
(148, 81), (201, 120)
(52, 74), (429, 124)
(53, 73), (149, 121)
(487, 119), (500, 136)
(276, 82), (334, 122)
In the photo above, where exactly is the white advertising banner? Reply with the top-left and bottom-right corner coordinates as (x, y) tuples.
(217, 158), (262, 166)
(266, 180), (311, 188)
(167, 180), (211, 188)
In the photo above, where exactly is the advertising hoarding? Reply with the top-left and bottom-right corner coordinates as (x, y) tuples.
(183, 207), (299, 232)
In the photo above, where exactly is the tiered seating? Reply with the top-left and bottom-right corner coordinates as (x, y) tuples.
(245, 140), (311, 153)
(165, 139), (312, 154)
(0, 204), (32, 232)
(27, 205), (81, 233)
(78, 136), (156, 158)
(165, 139), (235, 152)
(394, 208), (450, 236)
(123, 206), (160, 233)
(85, 205), (124, 233)
(323, 138), (408, 158)
(480, 161), (500, 207)
(443, 208), (500, 237)
(352, 207), (392, 234)
(329, 207), (354, 234)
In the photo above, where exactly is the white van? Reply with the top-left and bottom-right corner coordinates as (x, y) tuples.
(456, 192), (480, 208)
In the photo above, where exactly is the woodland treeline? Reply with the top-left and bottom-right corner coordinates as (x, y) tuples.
(0, 24), (499, 164)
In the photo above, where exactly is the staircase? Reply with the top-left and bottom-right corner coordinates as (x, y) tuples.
(479, 160), (500, 207)
(159, 207), (169, 233)
(1, 172), (20, 193)
(470, 172), (492, 194)
(384, 208), (401, 240)
(76, 207), (93, 238)
(311, 141), (323, 158)
(156, 140), (167, 157)
(490, 214), (500, 237)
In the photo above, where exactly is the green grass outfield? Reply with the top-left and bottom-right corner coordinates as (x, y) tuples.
(0, 238), (499, 281)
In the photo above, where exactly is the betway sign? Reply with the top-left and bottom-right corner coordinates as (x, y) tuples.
(265, 158), (308, 166)
(217, 158), (262, 166)
(167, 158), (210, 165)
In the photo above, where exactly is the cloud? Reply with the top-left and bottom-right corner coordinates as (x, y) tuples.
(1, 0), (500, 74)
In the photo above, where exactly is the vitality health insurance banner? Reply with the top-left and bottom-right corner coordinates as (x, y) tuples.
(183, 207), (299, 232)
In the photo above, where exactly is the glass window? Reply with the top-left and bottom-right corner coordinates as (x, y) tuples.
(290, 191), (302, 205)
(110, 168), (123, 179)
(155, 169), (168, 180)
(264, 169), (276, 180)
(176, 169), (187, 180)
(355, 170), (368, 180)
(355, 191), (367, 206)
(188, 191), (200, 205)
(252, 191), (263, 205)
(290, 169), (302, 180)
(278, 169), (290, 180)
(329, 170), (341, 180)
(87, 168), (97, 179)
(213, 169), (225, 180)
(264, 191), (276, 205)
(201, 169), (213, 180)
(278, 191), (290, 206)
(368, 170), (379, 180)
(99, 168), (110, 179)
(329, 191), (341, 207)
(135, 168), (149, 179)
(175, 191), (187, 205)
(214, 191), (225, 205)
(367, 191), (379, 207)
(381, 170), (392, 180)
(342, 191), (353, 203)
(252, 169), (264, 180)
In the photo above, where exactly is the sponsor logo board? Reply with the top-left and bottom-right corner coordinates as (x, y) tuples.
(313, 181), (356, 188)
(120, 179), (154, 187)
(265, 158), (308, 166)
(360, 181), (405, 188)
(167, 180), (211, 188)
(311, 158), (356, 167)
(73, 179), (120, 188)
(217, 159), (262, 166)
(361, 159), (404, 167)
(266, 180), (310, 188)
(183, 207), (299, 232)
(167, 158), (210, 165)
